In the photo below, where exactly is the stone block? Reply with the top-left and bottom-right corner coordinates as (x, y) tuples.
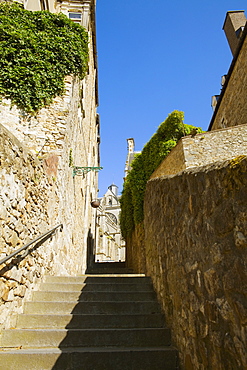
(9, 230), (19, 248)
(10, 267), (23, 283)
(0, 201), (8, 220)
(1, 285), (10, 302)
(14, 285), (26, 298)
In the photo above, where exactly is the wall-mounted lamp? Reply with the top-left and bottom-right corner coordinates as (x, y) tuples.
(73, 166), (103, 177)
(91, 199), (101, 208)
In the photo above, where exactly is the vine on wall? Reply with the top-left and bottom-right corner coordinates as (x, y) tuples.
(120, 111), (202, 239)
(0, 3), (89, 114)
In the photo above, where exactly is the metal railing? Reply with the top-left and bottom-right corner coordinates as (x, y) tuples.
(0, 224), (63, 266)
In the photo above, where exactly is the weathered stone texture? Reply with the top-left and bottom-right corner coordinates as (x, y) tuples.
(140, 156), (247, 369)
(0, 77), (98, 269)
(0, 124), (61, 329)
(126, 223), (146, 274)
(150, 139), (186, 178)
(151, 124), (247, 179)
(0, 0), (99, 331)
(0, 29), (99, 270)
(0, 28), (99, 329)
(211, 34), (247, 130)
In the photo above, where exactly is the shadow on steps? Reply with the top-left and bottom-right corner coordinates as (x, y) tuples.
(50, 275), (178, 370)
(85, 261), (134, 275)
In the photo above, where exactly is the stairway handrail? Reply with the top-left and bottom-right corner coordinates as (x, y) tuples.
(0, 223), (63, 266)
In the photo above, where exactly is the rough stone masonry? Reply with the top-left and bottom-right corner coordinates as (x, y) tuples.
(0, 123), (61, 330)
(143, 156), (247, 369)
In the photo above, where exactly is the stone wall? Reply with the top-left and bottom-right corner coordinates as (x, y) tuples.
(151, 123), (247, 179)
(142, 156), (247, 369)
(0, 124), (62, 329)
(0, 19), (99, 272)
(0, 6), (99, 329)
(126, 223), (145, 273)
(210, 31), (247, 130)
(0, 75), (98, 273)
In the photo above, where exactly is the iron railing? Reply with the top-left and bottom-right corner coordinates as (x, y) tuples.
(0, 224), (63, 266)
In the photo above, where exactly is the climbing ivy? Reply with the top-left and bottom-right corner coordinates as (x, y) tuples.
(120, 111), (202, 239)
(0, 3), (89, 114)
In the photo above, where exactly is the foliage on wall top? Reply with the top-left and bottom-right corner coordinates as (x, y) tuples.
(0, 3), (89, 114)
(120, 111), (202, 239)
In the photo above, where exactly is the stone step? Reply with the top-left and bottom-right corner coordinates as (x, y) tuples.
(24, 300), (161, 315)
(0, 347), (178, 370)
(39, 281), (153, 292)
(32, 290), (156, 302)
(0, 328), (171, 348)
(87, 269), (134, 274)
(91, 262), (127, 269)
(44, 275), (149, 284)
(0, 273), (178, 369)
(17, 313), (165, 329)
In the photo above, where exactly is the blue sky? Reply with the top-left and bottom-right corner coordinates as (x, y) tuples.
(96, 1), (246, 196)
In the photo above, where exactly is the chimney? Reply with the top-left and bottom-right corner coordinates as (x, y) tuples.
(223, 11), (247, 56)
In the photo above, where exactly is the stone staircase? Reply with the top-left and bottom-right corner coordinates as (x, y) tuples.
(86, 261), (134, 275)
(0, 272), (178, 370)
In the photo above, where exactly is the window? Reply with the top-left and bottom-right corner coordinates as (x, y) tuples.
(69, 12), (82, 23)
(107, 213), (117, 224)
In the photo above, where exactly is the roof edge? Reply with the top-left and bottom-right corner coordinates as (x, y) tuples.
(208, 21), (247, 131)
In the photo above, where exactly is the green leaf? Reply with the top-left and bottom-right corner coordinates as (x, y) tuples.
(0, 3), (89, 114)
(120, 111), (202, 238)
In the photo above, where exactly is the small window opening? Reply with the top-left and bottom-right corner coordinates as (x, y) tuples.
(69, 12), (82, 23)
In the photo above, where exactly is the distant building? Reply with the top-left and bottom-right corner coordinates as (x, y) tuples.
(95, 185), (125, 262)
(124, 138), (141, 180)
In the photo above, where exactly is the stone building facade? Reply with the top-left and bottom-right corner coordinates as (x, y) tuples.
(13, 0), (55, 12)
(124, 138), (140, 180)
(209, 11), (247, 130)
(95, 185), (125, 262)
(0, 0), (100, 329)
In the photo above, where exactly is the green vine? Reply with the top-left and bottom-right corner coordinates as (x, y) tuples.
(0, 3), (89, 114)
(120, 111), (202, 239)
